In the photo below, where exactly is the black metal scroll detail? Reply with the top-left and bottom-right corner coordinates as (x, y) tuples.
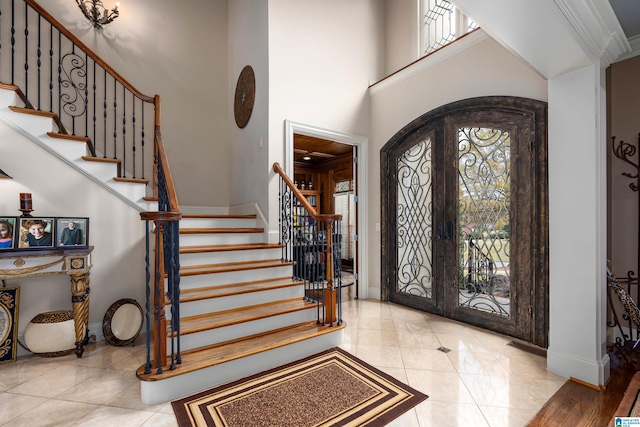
(396, 139), (433, 299)
(458, 127), (510, 316)
(59, 51), (87, 118)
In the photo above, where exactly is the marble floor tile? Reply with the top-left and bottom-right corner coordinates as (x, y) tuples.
(0, 298), (568, 427)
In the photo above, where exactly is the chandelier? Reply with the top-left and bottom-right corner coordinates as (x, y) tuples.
(75, 0), (119, 29)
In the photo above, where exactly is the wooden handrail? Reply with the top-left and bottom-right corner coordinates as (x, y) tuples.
(272, 162), (341, 222)
(25, 0), (155, 103)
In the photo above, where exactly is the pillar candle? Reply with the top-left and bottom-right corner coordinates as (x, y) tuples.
(20, 193), (32, 210)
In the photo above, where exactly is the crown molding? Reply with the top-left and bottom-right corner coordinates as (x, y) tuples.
(553, 0), (631, 67)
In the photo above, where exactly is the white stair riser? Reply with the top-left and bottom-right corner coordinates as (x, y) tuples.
(108, 180), (147, 202)
(177, 265), (293, 290)
(41, 136), (87, 160)
(2, 109), (53, 136)
(0, 89), (17, 107)
(179, 233), (264, 246)
(74, 159), (119, 181)
(173, 285), (305, 318)
(177, 308), (318, 352)
(181, 218), (257, 229)
(179, 247), (282, 266)
(141, 329), (344, 404)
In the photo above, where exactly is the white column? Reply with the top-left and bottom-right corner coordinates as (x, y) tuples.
(547, 63), (609, 386)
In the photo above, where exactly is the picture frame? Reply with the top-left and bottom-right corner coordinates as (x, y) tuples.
(56, 218), (88, 247)
(18, 217), (55, 249)
(0, 286), (20, 364)
(0, 217), (17, 250)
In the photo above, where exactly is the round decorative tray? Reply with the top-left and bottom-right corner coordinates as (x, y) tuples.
(102, 298), (143, 346)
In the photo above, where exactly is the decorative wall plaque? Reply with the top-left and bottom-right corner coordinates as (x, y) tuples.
(234, 65), (255, 129)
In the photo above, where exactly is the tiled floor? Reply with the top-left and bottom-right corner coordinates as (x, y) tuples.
(0, 297), (566, 426)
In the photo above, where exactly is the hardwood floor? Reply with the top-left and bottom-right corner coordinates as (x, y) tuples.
(527, 367), (636, 426)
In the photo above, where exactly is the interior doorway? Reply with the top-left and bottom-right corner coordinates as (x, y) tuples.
(284, 120), (368, 300)
(293, 133), (359, 299)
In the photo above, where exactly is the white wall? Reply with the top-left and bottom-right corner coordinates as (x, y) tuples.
(43, 0), (230, 208)
(547, 64), (609, 386)
(369, 31), (548, 298)
(0, 121), (146, 346)
(266, 0), (385, 230)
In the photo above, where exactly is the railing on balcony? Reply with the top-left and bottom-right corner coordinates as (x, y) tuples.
(0, 0), (181, 374)
(273, 162), (343, 326)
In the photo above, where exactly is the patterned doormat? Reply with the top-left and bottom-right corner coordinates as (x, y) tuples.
(171, 347), (428, 426)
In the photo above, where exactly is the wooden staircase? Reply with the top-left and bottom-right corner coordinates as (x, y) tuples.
(0, 80), (344, 404)
(136, 213), (345, 404)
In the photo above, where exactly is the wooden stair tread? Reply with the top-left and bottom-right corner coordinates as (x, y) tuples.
(81, 155), (121, 164)
(0, 83), (19, 91)
(178, 277), (304, 303)
(137, 320), (346, 381)
(113, 176), (149, 185)
(182, 213), (257, 219)
(180, 227), (264, 234)
(46, 131), (91, 142)
(9, 105), (56, 118)
(178, 298), (317, 335)
(178, 259), (291, 276)
(180, 243), (282, 254)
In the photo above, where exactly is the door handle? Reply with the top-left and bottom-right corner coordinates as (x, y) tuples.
(436, 221), (453, 241)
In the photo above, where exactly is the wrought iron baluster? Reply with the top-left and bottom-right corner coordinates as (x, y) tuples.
(11, 0), (15, 84)
(48, 24), (52, 112)
(57, 31), (61, 130)
(132, 96), (136, 178)
(84, 51), (88, 137)
(113, 76), (117, 163)
(92, 60), (96, 146)
(141, 105), (145, 179)
(122, 85), (126, 177)
(37, 15), (41, 109)
(103, 68), (107, 157)
(23, 1), (27, 103)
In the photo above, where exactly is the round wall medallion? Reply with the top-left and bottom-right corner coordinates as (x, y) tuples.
(234, 65), (255, 129)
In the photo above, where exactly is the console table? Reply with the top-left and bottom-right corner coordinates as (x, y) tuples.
(0, 246), (93, 357)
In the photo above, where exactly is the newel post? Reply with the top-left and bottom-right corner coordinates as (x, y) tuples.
(324, 220), (337, 324)
(152, 219), (167, 369)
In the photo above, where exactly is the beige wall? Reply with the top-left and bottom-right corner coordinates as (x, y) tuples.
(368, 31), (548, 297)
(44, 0), (230, 208)
(609, 55), (640, 277)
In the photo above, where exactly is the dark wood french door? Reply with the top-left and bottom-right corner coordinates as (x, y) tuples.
(381, 97), (549, 347)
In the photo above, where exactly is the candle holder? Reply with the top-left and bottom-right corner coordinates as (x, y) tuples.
(19, 193), (33, 217)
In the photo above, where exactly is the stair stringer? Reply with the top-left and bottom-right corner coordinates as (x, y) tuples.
(0, 87), (156, 212)
(140, 328), (343, 405)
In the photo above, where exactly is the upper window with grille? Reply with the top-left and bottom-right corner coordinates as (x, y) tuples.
(422, 0), (477, 56)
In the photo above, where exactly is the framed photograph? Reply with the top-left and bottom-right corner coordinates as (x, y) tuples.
(18, 217), (55, 249)
(56, 218), (88, 247)
(0, 286), (19, 364)
(0, 217), (17, 250)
